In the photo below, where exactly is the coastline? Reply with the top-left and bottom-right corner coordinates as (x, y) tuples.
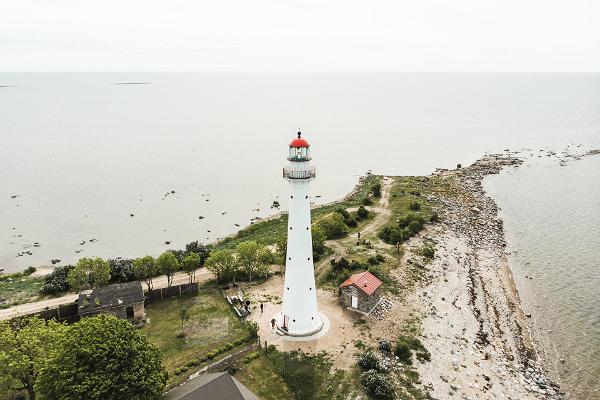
(410, 155), (563, 399)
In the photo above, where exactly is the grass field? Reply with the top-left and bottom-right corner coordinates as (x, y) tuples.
(0, 276), (44, 309)
(141, 287), (251, 379)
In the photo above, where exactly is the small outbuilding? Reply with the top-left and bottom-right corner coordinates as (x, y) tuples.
(78, 281), (145, 321)
(164, 372), (258, 400)
(339, 271), (382, 314)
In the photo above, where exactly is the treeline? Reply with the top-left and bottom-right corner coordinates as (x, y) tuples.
(41, 241), (210, 295)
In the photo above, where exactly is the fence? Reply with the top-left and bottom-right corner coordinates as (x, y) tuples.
(144, 282), (198, 303)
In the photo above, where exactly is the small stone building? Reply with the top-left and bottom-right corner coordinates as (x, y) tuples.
(339, 271), (382, 314)
(78, 281), (145, 321)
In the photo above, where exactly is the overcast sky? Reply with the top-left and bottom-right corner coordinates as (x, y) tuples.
(1, 0), (599, 72)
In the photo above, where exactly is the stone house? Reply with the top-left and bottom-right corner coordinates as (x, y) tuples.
(339, 271), (382, 314)
(78, 281), (145, 320)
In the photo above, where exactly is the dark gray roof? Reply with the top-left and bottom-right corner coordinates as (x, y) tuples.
(78, 281), (144, 314)
(164, 372), (258, 400)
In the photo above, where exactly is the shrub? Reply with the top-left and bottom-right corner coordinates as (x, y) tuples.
(367, 256), (379, 265)
(394, 339), (412, 364)
(40, 265), (74, 295)
(345, 218), (358, 227)
(357, 351), (383, 372)
(421, 245), (435, 259)
(335, 207), (350, 220)
(372, 183), (382, 198)
(361, 370), (396, 400)
(409, 201), (421, 211)
(23, 266), (36, 276)
(375, 254), (385, 263)
(429, 212), (440, 223)
(378, 226), (404, 245)
(356, 206), (369, 220)
(243, 352), (261, 364)
(315, 212), (348, 239)
(408, 220), (422, 235)
(361, 197), (372, 206)
(378, 340), (392, 352)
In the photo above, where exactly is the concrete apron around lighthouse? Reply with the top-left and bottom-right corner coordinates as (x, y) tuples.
(275, 132), (325, 338)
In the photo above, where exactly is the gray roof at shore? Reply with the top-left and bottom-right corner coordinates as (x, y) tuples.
(78, 281), (144, 314)
(164, 372), (258, 400)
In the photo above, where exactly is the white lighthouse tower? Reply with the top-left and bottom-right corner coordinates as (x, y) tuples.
(277, 131), (323, 336)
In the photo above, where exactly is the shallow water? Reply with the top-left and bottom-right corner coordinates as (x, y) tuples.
(485, 155), (600, 399)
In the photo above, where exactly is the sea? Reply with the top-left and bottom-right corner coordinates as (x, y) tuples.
(1, 72), (599, 398)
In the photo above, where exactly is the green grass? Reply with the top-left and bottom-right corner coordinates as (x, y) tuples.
(235, 350), (357, 400)
(140, 288), (250, 380)
(0, 276), (44, 309)
(388, 176), (436, 222)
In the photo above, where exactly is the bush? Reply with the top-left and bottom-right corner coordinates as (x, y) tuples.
(315, 212), (348, 239)
(407, 220), (422, 235)
(345, 218), (358, 228)
(367, 256), (379, 265)
(357, 351), (384, 372)
(23, 266), (36, 276)
(361, 370), (396, 400)
(40, 265), (74, 294)
(243, 351), (261, 364)
(375, 254), (385, 263)
(372, 183), (382, 198)
(378, 340), (392, 352)
(429, 212), (440, 223)
(378, 226), (404, 245)
(335, 207), (350, 220)
(361, 197), (373, 206)
(356, 206), (369, 220)
(409, 201), (421, 211)
(394, 339), (412, 364)
(421, 245), (435, 259)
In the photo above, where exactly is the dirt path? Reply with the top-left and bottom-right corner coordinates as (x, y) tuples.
(0, 268), (214, 320)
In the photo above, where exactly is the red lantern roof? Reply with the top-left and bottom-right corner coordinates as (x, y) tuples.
(339, 271), (382, 296)
(289, 131), (310, 148)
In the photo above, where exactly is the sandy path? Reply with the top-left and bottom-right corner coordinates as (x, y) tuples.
(0, 268), (213, 320)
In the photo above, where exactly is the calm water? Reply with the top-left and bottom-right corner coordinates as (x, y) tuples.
(1, 73), (600, 397)
(485, 156), (600, 399)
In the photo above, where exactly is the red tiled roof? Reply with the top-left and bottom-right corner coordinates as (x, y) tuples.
(339, 271), (382, 296)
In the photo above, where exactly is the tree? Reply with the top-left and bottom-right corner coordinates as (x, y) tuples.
(108, 258), (136, 283)
(67, 257), (110, 291)
(236, 241), (271, 282)
(0, 317), (66, 400)
(182, 253), (201, 283)
(185, 241), (211, 263)
(179, 307), (190, 336)
(276, 234), (288, 261)
(311, 225), (327, 260)
(36, 315), (167, 400)
(40, 265), (74, 295)
(205, 249), (237, 282)
(156, 252), (179, 287)
(132, 256), (157, 291)
(315, 212), (348, 239)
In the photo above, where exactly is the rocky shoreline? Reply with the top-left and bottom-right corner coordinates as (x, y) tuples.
(412, 155), (564, 399)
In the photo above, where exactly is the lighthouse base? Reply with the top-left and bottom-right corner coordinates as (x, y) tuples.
(274, 312), (328, 339)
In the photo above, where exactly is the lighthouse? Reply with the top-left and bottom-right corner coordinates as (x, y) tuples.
(277, 131), (323, 336)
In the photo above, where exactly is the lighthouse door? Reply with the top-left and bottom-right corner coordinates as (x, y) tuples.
(283, 314), (289, 330)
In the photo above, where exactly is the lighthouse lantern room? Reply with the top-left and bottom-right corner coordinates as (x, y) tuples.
(277, 131), (323, 336)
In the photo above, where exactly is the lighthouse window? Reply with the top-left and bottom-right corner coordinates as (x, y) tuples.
(293, 319), (296, 322)
(286, 287), (289, 290)
(290, 195), (293, 198)
(309, 287), (312, 290)
(305, 196), (308, 199)
(288, 257), (291, 260)
(307, 257), (310, 261)
(289, 227), (292, 230)
(306, 227), (309, 230)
